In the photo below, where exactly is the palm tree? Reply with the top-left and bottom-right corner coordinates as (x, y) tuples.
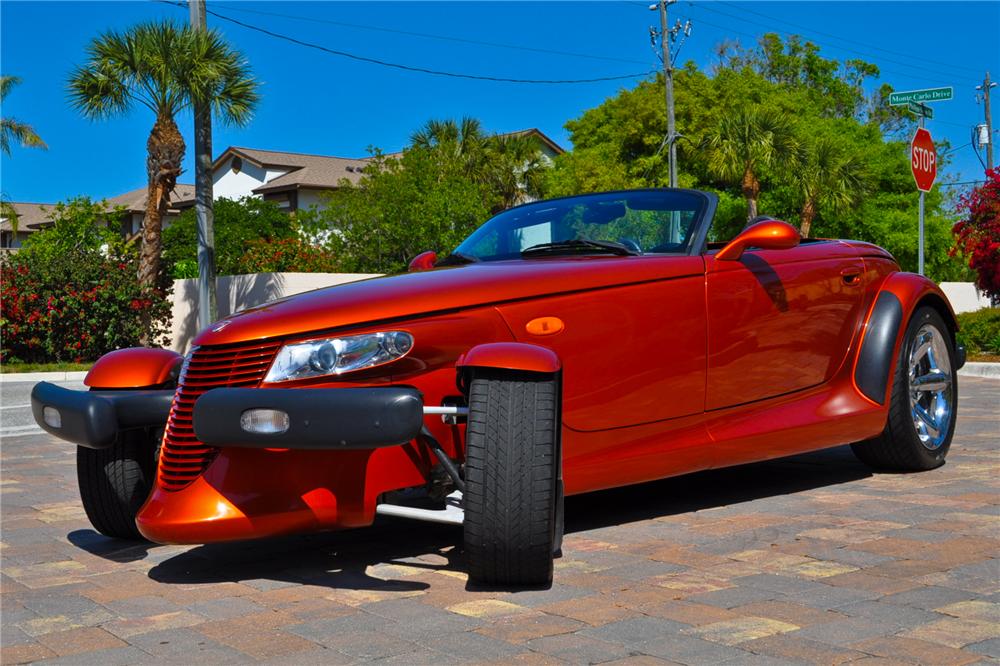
(484, 132), (547, 211)
(1, 76), (47, 157)
(411, 117), (487, 162)
(707, 107), (799, 224)
(794, 137), (866, 238)
(68, 20), (258, 295)
(411, 119), (546, 211)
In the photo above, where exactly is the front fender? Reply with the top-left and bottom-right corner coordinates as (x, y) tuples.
(85, 347), (183, 390)
(853, 273), (958, 405)
(457, 342), (560, 374)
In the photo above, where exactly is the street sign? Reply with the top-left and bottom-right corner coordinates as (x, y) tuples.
(911, 127), (937, 192)
(907, 101), (934, 119)
(890, 87), (953, 105)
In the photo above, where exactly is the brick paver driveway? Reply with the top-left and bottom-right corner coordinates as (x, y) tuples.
(2, 378), (997, 665)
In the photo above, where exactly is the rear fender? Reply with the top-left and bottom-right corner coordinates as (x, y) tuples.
(853, 273), (958, 405)
(457, 342), (560, 375)
(85, 348), (183, 390)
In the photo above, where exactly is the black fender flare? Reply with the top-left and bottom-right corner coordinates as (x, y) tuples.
(854, 291), (904, 405)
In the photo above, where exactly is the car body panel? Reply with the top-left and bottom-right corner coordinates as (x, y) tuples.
(705, 242), (867, 410)
(497, 255), (706, 430)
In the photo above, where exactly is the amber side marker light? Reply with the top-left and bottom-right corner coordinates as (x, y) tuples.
(526, 317), (565, 336)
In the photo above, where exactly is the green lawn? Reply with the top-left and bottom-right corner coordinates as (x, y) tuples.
(0, 362), (93, 374)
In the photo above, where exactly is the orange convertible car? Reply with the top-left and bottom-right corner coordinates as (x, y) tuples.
(33, 189), (964, 586)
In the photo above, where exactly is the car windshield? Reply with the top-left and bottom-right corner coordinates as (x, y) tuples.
(452, 190), (708, 262)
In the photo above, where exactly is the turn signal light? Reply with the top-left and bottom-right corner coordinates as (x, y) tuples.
(240, 408), (290, 435)
(526, 316), (565, 336)
(42, 406), (61, 429)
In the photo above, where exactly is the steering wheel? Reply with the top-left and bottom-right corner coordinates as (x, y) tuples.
(618, 238), (642, 254)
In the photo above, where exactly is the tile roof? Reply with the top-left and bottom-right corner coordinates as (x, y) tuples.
(0, 202), (55, 231)
(105, 184), (196, 213)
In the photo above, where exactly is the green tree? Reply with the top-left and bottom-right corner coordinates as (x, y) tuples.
(320, 147), (493, 274)
(411, 118), (547, 211)
(793, 136), (866, 237)
(162, 197), (295, 278)
(706, 106), (799, 223)
(1, 76), (47, 157)
(68, 20), (259, 299)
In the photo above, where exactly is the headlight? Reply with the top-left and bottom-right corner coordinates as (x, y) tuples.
(264, 331), (414, 383)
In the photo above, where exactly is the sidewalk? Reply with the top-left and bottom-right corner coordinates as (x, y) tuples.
(0, 371), (89, 384)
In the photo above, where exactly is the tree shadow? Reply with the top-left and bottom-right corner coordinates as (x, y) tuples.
(131, 444), (871, 592)
(173, 272), (286, 353)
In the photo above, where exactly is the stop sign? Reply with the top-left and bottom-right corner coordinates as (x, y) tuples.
(911, 128), (937, 192)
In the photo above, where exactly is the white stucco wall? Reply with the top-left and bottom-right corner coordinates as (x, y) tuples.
(168, 272), (381, 353)
(296, 189), (331, 212)
(940, 282), (994, 314)
(212, 158), (289, 201)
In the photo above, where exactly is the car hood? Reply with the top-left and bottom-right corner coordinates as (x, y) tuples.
(193, 255), (705, 347)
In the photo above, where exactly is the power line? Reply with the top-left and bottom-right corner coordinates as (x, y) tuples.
(688, 16), (963, 89)
(211, 3), (651, 66)
(715, 0), (982, 75)
(685, 3), (979, 85)
(160, 1), (654, 85)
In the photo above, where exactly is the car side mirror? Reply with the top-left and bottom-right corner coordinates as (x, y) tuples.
(716, 220), (800, 261)
(408, 250), (438, 272)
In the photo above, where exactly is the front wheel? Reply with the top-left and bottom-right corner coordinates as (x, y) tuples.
(851, 306), (957, 471)
(77, 429), (159, 540)
(463, 370), (560, 587)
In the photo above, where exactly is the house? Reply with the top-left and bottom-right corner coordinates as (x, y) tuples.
(209, 128), (564, 213)
(106, 184), (196, 236)
(0, 202), (53, 249)
(0, 186), (196, 249)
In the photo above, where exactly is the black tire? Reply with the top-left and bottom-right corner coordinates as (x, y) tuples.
(464, 370), (560, 587)
(851, 306), (958, 471)
(77, 428), (159, 540)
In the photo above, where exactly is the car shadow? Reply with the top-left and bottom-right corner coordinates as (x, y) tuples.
(84, 444), (871, 591)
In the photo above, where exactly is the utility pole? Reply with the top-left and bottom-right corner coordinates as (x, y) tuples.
(656, 0), (678, 188)
(190, 0), (217, 328)
(976, 71), (995, 170)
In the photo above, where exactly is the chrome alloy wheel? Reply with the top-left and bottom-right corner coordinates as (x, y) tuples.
(907, 324), (953, 450)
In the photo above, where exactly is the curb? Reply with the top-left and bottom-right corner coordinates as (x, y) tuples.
(0, 371), (88, 384)
(959, 362), (1000, 380)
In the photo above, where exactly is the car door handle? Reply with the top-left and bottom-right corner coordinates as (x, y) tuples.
(841, 268), (862, 286)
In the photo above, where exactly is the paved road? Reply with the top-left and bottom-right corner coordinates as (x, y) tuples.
(0, 381), (86, 439)
(1, 379), (998, 665)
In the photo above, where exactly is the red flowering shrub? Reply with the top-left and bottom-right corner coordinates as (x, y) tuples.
(952, 168), (1000, 300)
(234, 237), (340, 274)
(0, 198), (171, 363)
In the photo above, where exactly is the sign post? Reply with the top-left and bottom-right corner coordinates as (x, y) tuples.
(910, 124), (937, 275)
(890, 85), (948, 277)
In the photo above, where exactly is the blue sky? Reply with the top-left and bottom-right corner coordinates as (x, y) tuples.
(2, 1), (997, 204)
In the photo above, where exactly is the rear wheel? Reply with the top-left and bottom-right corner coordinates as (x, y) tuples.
(851, 306), (957, 471)
(77, 428), (160, 540)
(464, 370), (560, 587)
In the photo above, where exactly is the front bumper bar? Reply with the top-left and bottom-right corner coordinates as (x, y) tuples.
(31, 382), (174, 449)
(192, 386), (424, 449)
